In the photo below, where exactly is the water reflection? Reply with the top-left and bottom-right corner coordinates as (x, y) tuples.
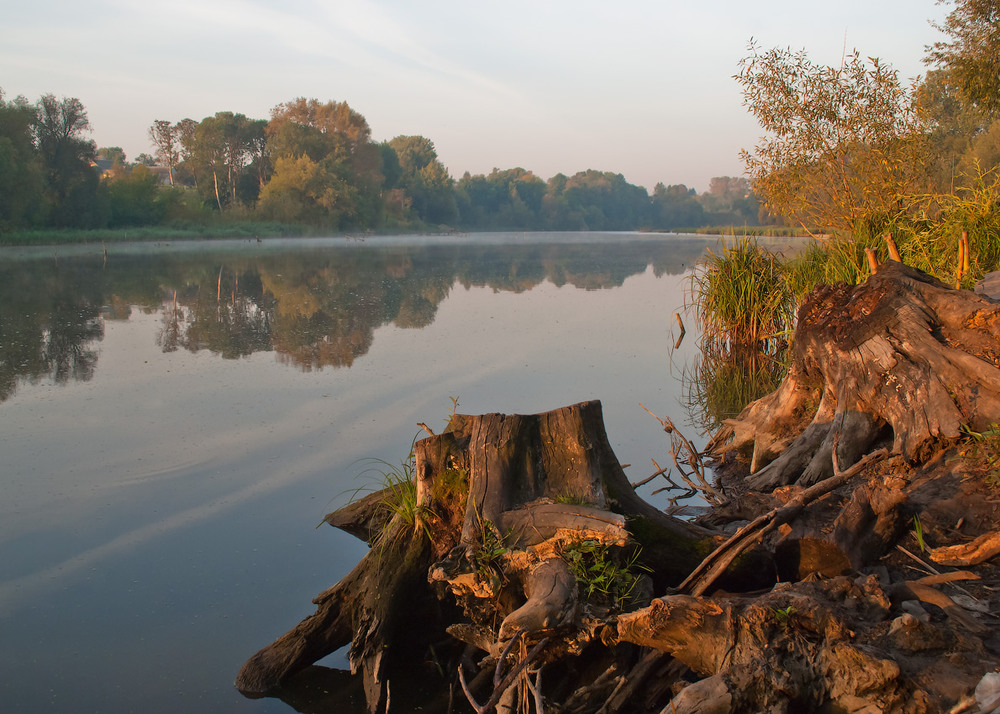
(0, 236), (710, 401)
(683, 341), (790, 432)
(0, 259), (106, 401)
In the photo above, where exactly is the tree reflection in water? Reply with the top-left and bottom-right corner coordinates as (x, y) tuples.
(0, 258), (104, 401)
(0, 235), (715, 403)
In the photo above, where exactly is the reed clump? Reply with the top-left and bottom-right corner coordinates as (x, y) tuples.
(691, 235), (795, 350)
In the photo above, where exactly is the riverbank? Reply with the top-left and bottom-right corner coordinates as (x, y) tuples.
(0, 224), (797, 248)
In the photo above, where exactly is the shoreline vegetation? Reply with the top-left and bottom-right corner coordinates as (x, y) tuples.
(0, 223), (808, 248)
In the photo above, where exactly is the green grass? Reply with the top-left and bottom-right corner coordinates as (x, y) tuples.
(960, 422), (1000, 488)
(912, 514), (926, 553)
(561, 539), (649, 606)
(350, 447), (432, 550)
(691, 235), (796, 350)
(472, 520), (510, 589)
(0, 220), (317, 246)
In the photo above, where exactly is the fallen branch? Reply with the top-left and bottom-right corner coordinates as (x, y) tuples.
(677, 437), (888, 596)
(640, 403), (724, 505)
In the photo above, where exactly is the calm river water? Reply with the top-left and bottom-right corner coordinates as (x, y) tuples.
(1, 232), (737, 713)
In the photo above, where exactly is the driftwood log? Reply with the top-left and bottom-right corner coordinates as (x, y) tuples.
(238, 263), (1000, 713)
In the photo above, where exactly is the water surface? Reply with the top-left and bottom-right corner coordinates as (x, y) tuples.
(1, 232), (723, 713)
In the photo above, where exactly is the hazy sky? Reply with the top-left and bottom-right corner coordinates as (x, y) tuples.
(2, 0), (949, 192)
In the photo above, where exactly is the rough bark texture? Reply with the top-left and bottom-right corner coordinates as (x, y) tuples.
(711, 261), (1000, 491)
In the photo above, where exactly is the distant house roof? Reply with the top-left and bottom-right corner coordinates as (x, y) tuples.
(91, 158), (115, 177)
(147, 165), (173, 185)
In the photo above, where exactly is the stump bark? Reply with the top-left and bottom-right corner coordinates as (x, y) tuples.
(710, 261), (1000, 491)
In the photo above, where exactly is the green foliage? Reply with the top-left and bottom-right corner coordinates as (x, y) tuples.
(692, 235), (795, 350)
(105, 165), (164, 227)
(257, 154), (355, 227)
(562, 540), (648, 606)
(473, 520), (510, 588)
(0, 91), (45, 231)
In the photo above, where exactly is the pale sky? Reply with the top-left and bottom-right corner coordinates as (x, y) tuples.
(1, 0), (949, 193)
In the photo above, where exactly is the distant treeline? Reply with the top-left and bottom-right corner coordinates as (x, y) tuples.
(0, 92), (764, 238)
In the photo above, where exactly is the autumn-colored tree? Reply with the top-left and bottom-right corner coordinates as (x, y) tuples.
(926, 0), (1000, 116)
(263, 98), (383, 227)
(736, 42), (927, 234)
(258, 155), (355, 226)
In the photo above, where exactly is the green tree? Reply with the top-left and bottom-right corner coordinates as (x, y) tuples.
(926, 0), (1000, 116)
(554, 170), (650, 230)
(652, 183), (705, 229)
(387, 135), (457, 225)
(105, 164), (163, 227)
(736, 42), (926, 234)
(32, 94), (102, 227)
(148, 119), (180, 185)
(456, 167), (543, 229)
(0, 90), (44, 230)
(244, 118), (270, 197)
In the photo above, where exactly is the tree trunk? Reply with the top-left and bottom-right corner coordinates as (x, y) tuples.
(710, 262), (1000, 491)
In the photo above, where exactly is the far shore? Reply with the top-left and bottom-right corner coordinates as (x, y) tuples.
(0, 223), (805, 249)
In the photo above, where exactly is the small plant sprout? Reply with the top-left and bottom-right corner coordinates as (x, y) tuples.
(773, 605), (795, 624)
(912, 514), (926, 553)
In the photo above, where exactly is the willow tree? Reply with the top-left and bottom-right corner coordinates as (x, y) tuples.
(736, 42), (927, 235)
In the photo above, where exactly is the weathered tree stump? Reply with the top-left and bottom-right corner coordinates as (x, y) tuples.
(237, 400), (713, 713)
(710, 261), (1000, 491)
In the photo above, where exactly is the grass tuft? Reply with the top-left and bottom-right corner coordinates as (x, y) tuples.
(561, 540), (649, 607)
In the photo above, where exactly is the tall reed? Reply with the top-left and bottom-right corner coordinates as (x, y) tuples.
(691, 236), (796, 350)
